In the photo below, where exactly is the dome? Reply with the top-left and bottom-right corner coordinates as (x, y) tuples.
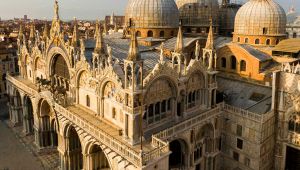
(125, 0), (179, 28)
(234, 0), (286, 36)
(176, 0), (219, 27)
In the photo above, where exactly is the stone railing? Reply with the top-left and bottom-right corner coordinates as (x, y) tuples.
(288, 131), (300, 147)
(223, 104), (274, 123)
(142, 136), (170, 165)
(154, 104), (222, 140)
(55, 103), (142, 167)
(7, 75), (38, 95)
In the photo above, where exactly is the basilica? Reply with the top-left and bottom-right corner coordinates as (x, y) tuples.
(6, 0), (300, 170)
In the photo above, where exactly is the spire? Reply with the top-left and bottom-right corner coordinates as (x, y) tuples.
(110, 12), (115, 25)
(29, 23), (35, 41)
(195, 40), (200, 60)
(94, 20), (99, 39)
(159, 42), (164, 63)
(127, 29), (140, 61)
(175, 23), (184, 53)
(114, 22), (118, 33)
(71, 18), (79, 47)
(18, 24), (23, 41)
(43, 21), (49, 41)
(205, 18), (214, 49)
(103, 23), (108, 35)
(54, 0), (59, 20)
(94, 20), (104, 53)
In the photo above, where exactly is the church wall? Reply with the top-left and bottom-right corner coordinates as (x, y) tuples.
(221, 109), (274, 170)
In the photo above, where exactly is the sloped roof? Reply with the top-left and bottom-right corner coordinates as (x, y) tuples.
(273, 38), (300, 54)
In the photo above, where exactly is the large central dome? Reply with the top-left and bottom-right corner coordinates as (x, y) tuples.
(233, 0), (286, 46)
(125, 0), (179, 28)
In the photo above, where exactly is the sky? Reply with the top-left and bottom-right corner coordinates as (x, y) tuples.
(0, 0), (298, 20)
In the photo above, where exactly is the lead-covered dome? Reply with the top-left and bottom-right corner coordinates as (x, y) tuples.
(125, 0), (179, 28)
(176, 0), (219, 28)
(234, 0), (286, 36)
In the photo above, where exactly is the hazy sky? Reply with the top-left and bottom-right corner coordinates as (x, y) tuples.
(0, 0), (298, 20)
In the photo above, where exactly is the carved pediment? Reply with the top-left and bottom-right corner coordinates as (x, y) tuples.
(185, 59), (207, 77)
(144, 62), (179, 87)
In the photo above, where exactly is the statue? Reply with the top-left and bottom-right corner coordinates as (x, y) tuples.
(195, 40), (200, 60)
(159, 42), (164, 63)
(80, 39), (86, 61)
(107, 44), (113, 66)
(54, 0), (59, 19)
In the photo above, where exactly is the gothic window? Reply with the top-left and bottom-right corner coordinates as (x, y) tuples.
(147, 30), (153, 37)
(231, 56), (237, 70)
(240, 60), (246, 72)
(255, 39), (260, 45)
(221, 57), (226, 68)
(86, 95), (90, 107)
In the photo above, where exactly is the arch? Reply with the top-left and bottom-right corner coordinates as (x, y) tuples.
(37, 99), (57, 147)
(266, 39), (271, 45)
(231, 56), (237, 70)
(144, 76), (177, 125)
(159, 31), (165, 38)
(147, 30), (153, 37)
(23, 96), (34, 134)
(244, 38), (249, 44)
(136, 31), (141, 37)
(52, 54), (70, 79)
(240, 60), (247, 72)
(255, 39), (260, 45)
(66, 125), (83, 170)
(86, 143), (111, 169)
(187, 73), (205, 109)
(221, 57), (226, 68)
(169, 139), (188, 169)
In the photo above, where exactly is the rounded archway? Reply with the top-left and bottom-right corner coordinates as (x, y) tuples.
(87, 144), (110, 169)
(52, 54), (70, 79)
(38, 99), (58, 148)
(66, 125), (83, 170)
(169, 139), (187, 169)
(23, 96), (34, 134)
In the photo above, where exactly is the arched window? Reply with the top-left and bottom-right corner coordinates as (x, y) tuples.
(170, 31), (174, 37)
(86, 95), (90, 107)
(136, 31), (141, 37)
(147, 30), (153, 37)
(240, 60), (246, 72)
(266, 39), (271, 45)
(231, 56), (237, 70)
(293, 32), (297, 38)
(159, 31), (164, 38)
(221, 57), (226, 68)
(237, 37), (240, 42)
(245, 38), (249, 44)
(52, 54), (70, 79)
(255, 39), (260, 45)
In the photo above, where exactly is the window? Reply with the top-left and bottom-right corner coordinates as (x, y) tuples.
(147, 30), (153, 37)
(293, 32), (297, 38)
(170, 31), (174, 37)
(136, 31), (141, 37)
(233, 151), (239, 161)
(159, 31), (164, 38)
(236, 124), (243, 136)
(289, 119), (295, 131)
(245, 38), (249, 43)
(237, 138), (243, 149)
(263, 27), (268, 34)
(244, 157), (250, 167)
(255, 39), (260, 44)
(266, 39), (270, 45)
(237, 37), (240, 42)
(231, 56), (237, 70)
(112, 107), (116, 119)
(86, 95), (90, 107)
(221, 58), (226, 68)
(240, 60), (246, 72)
